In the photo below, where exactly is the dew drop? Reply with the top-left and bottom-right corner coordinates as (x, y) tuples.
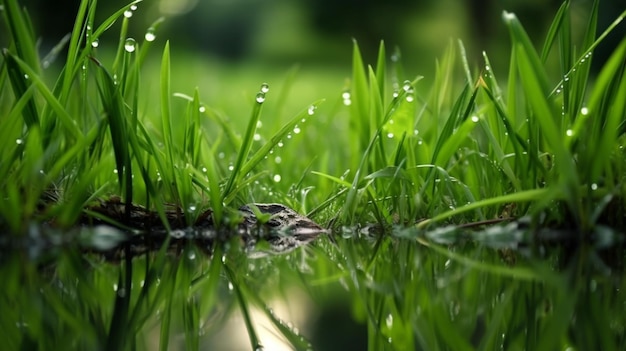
(123, 10), (133, 18)
(413, 129), (419, 135)
(255, 92), (265, 104)
(91, 39), (99, 48)
(405, 95), (414, 102)
(124, 38), (136, 53)
(256, 120), (263, 128)
(387, 132), (394, 139)
(188, 205), (197, 212)
(218, 152), (225, 159)
(130, 4), (137, 11)
(145, 29), (156, 42)
(188, 251), (196, 260)
(471, 115), (479, 123)
(228, 164), (234, 171)
(228, 282), (234, 291)
(253, 133), (261, 141)
(307, 105), (316, 115)
(402, 80), (412, 92)
(202, 167), (207, 172)
(277, 141), (284, 148)
(287, 133), (292, 139)
(293, 125), (301, 134)
(386, 314), (393, 327)
(274, 156), (282, 164)
(566, 129), (574, 137)
(581, 107), (589, 115)
(23, 74), (29, 79)
(199, 106), (206, 113)
(591, 183), (598, 190)
(260, 82), (269, 93)
(273, 174), (282, 183)
(15, 138), (23, 145)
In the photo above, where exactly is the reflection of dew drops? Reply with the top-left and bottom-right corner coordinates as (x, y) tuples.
(124, 38), (136, 52)
(260, 82), (269, 93)
(255, 92), (265, 103)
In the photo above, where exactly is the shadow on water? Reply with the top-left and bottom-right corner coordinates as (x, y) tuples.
(1, 219), (625, 350)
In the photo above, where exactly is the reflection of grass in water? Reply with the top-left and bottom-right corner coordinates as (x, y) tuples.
(1, 0), (626, 349)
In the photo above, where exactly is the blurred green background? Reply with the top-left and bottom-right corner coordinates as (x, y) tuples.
(18, 0), (625, 74)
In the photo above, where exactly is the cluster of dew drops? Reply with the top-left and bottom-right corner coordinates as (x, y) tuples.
(251, 82), (317, 184)
(87, 4), (158, 53)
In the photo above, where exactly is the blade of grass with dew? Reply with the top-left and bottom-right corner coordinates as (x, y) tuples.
(584, 39), (626, 185)
(417, 187), (551, 228)
(1, 0), (40, 74)
(92, 57), (133, 209)
(516, 45), (580, 213)
(222, 86), (265, 202)
(159, 41), (179, 202)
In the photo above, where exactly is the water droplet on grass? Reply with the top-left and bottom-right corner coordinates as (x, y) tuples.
(124, 38), (136, 52)
(591, 183), (598, 190)
(145, 29), (156, 42)
(387, 132), (394, 139)
(123, 10), (133, 18)
(273, 174), (282, 182)
(274, 156), (282, 164)
(471, 115), (479, 123)
(256, 120), (263, 128)
(581, 107), (589, 115)
(15, 139), (23, 144)
(566, 129), (574, 137)
(91, 39), (99, 48)
(307, 105), (316, 115)
(386, 314), (393, 327)
(260, 82), (269, 93)
(293, 125), (301, 134)
(130, 4), (137, 11)
(402, 80), (412, 91)
(255, 92), (265, 103)
(253, 133), (261, 141)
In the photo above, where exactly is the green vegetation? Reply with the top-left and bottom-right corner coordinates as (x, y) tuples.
(1, 0), (625, 350)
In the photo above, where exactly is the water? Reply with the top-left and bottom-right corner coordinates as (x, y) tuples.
(124, 38), (136, 53)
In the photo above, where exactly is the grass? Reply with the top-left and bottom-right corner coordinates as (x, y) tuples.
(1, 0), (626, 350)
